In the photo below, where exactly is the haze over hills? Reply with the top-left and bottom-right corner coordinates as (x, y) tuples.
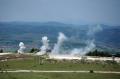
(0, 22), (120, 53)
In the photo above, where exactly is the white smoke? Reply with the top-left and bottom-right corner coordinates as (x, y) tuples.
(70, 40), (95, 56)
(52, 32), (67, 54)
(41, 36), (50, 52)
(18, 42), (26, 54)
(36, 36), (50, 55)
(36, 24), (102, 56)
(83, 40), (96, 53)
(87, 24), (102, 36)
(70, 24), (102, 56)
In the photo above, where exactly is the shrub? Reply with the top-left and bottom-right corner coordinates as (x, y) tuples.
(86, 49), (112, 57)
(30, 48), (39, 53)
(0, 49), (3, 53)
(89, 70), (94, 73)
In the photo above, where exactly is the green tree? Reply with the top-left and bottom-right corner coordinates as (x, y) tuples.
(30, 48), (39, 53)
(86, 49), (112, 57)
(0, 49), (3, 53)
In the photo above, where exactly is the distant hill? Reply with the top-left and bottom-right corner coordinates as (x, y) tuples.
(0, 22), (120, 52)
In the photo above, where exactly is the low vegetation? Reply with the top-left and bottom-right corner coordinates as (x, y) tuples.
(0, 56), (119, 71)
(86, 49), (120, 57)
(29, 48), (39, 53)
(0, 49), (3, 53)
(0, 54), (120, 79)
(0, 72), (120, 79)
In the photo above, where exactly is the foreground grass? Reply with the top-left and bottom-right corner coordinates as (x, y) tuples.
(0, 72), (120, 79)
(1, 58), (120, 71)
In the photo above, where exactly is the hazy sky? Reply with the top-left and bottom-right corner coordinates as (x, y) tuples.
(0, 0), (120, 25)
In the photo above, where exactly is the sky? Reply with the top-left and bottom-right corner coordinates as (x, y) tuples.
(0, 0), (120, 25)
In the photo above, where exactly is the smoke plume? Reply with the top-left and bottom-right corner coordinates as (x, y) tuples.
(52, 32), (67, 54)
(70, 24), (102, 56)
(18, 42), (26, 54)
(36, 24), (102, 56)
(70, 40), (95, 56)
(36, 36), (50, 55)
(87, 24), (102, 36)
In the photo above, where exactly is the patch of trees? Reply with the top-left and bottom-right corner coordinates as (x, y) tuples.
(0, 49), (3, 53)
(115, 52), (120, 57)
(86, 49), (120, 57)
(29, 48), (39, 53)
(86, 49), (112, 57)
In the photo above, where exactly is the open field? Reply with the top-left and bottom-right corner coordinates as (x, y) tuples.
(0, 56), (119, 71)
(0, 72), (120, 79)
(0, 54), (120, 79)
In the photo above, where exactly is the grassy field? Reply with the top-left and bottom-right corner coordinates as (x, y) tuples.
(0, 72), (120, 79)
(1, 58), (119, 71)
(0, 56), (120, 79)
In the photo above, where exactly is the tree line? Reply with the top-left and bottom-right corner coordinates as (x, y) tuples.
(86, 49), (120, 57)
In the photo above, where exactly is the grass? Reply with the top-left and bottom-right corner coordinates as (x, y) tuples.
(0, 56), (120, 79)
(0, 72), (120, 79)
(1, 57), (120, 71)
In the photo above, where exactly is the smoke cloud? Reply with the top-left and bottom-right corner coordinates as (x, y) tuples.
(87, 24), (102, 36)
(41, 36), (50, 52)
(36, 36), (50, 55)
(70, 40), (95, 56)
(70, 24), (102, 56)
(18, 42), (26, 54)
(36, 24), (102, 56)
(52, 32), (67, 54)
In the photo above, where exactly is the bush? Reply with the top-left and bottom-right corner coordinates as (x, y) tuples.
(0, 49), (3, 53)
(115, 52), (120, 57)
(89, 70), (94, 73)
(14, 50), (18, 53)
(30, 48), (39, 53)
(86, 49), (112, 57)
